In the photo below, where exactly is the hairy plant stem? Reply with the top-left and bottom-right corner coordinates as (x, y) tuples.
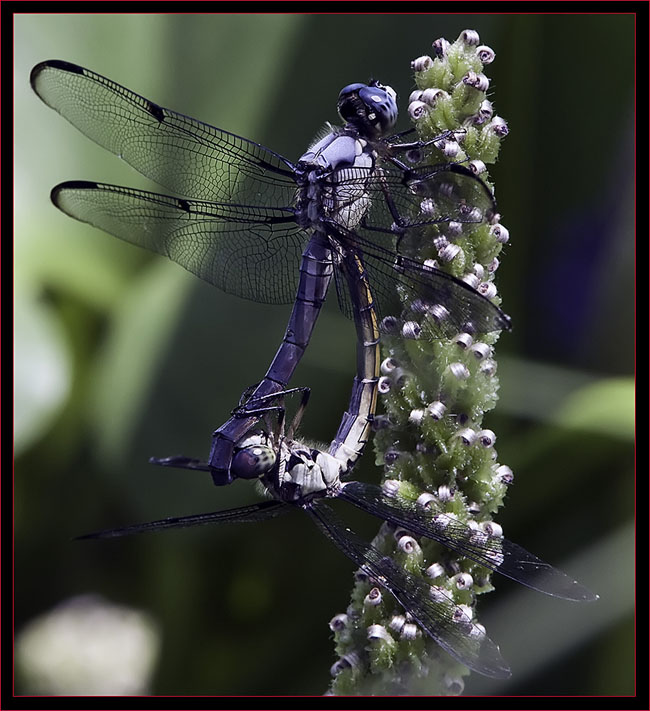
(329, 30), (511, 696)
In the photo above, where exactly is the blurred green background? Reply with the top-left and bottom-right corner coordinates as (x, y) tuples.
(15, 13), (635, 696)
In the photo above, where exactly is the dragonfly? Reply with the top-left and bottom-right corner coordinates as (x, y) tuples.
(76, 240), (597, 680)
(31, 59), (512, 485)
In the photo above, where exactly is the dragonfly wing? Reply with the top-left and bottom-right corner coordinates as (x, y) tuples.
(340, 481), (597, 602)
(381, 162), (498, 236)
(76, 500), (292, 540)
(329, 164), (509, 337)
(52, 181), (308, 304)
(31, 60), (298, 205)
(307, 500), (510, 679)
(360, 245), (509, 336)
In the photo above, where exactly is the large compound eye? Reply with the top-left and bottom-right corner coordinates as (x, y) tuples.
(231, 444), (276, 479)
(337, 82), (368, 125)
(337, 81), (398, 138)
(358, 83), (398, 134)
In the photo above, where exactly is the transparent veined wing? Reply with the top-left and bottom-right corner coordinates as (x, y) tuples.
(52, 181), (308, 304)
(340, 481), (597, 602)
(76, 500), (293, 540)
(328, 163), (510, 338)
(30, 60), (298, 206)
(307, 500), (511, 679)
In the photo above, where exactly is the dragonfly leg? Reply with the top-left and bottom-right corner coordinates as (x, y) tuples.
(383, 129), (465, 173)
(230, 386), (311, 418)
(231, 386), (312, 446)
(237, 382), (262, 407)
(286, 387), (311, 440)
(384, 128), (457, 155)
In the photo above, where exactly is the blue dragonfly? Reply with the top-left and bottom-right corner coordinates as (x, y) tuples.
(75, 232), (596, 680)
(31, 60), (511, 485)
(32, 62), (596, 678)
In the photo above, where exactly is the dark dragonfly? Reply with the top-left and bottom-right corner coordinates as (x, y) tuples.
(31, 60), (511, 484)
(76, 237), (596, 680)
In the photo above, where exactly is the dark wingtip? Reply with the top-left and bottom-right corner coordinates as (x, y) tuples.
(30, 59), (84, 91)
(50, 180), (99, 207)
(29, 62), (45, 90)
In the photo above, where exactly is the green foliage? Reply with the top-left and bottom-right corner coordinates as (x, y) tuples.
(554, 377), (634, 440)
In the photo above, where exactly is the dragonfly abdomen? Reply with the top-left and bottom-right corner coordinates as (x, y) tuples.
(329, 253), (380, 469)
(209, 236), (335, 481)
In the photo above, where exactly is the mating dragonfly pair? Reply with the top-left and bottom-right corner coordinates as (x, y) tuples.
(31, 60), (596, 681)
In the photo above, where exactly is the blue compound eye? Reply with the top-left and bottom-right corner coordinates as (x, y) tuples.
(338, 82), (367, 100)
(358, 83), (398, 133)
(231, 444), (276, 479)
(337, 81), (398, 137)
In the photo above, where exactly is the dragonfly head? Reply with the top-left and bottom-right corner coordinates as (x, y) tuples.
(230, 433), (277, 480)
(337, 80), (398, 138)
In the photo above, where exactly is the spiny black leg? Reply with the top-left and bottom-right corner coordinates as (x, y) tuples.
(286, 387), (311, 440)
(385, 128), (456, 154)
(237, 382), (261, 407)
(231, 386), (311, 418)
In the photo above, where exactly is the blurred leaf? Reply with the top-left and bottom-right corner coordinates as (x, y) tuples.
(553, 377), (634, 440)
(89, 262), (194, 465)
(499, 357), (634, 440)
(14, 275), (71, 454)
(18, 218), (135, 311)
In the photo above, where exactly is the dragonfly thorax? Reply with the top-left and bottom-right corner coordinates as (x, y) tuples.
(295, 130), (376, 232)
(274, 442), (344, 503)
